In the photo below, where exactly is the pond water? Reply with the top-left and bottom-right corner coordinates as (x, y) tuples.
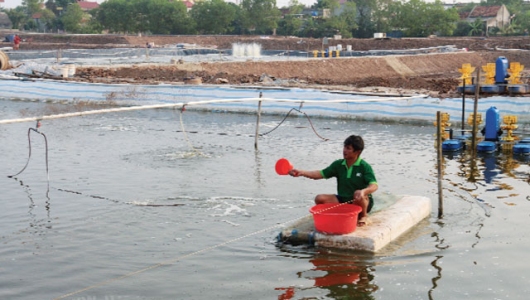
(1, 98), (529, 300)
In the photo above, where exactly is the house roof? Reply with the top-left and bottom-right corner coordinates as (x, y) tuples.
(77, 0), (100, 10)
(469, 5), (502, 18)
(183, 0), (194, 9)
(459, 11), (470, 19)
(32, 13), (42, 19)
(0, 12), (11, 24)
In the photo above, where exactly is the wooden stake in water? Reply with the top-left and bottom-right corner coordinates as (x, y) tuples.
(471, 68), (480, 159)
(461, 79), (466, 135)
(436, 111), (444, 218)
(254, 92), (263, 150)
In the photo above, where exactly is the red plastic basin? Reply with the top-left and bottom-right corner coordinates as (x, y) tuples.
(310, 203), (362, 234)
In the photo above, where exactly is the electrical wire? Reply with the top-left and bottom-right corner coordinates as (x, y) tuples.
(8, 122), (49, 182)
(259, 107), (329, 141)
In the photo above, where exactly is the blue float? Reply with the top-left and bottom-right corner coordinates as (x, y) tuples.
(442, 139), (462, 151)
(508, 84), (530, 94)
(457, 85), (476, 94)
(481, 85), (506, 94)
(513, 144), (530, 155)
(477, 141), (497, 153)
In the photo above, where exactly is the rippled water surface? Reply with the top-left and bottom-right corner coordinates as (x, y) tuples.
(1, 99), (529, 300)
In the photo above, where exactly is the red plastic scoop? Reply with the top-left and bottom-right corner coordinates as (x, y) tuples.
(275, 158), (293, 175)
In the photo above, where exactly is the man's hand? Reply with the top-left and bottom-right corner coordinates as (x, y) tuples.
(289, 169), (301, 177)
(353, 189), (365, 201)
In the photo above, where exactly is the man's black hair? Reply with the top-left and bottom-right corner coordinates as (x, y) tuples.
(344, 135), (364, 152)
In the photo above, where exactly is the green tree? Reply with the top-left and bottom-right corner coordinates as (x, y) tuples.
(277, 15), (304, 36)
(38, 8), (57, 32)
(499, 21), (519, 35)
(229, 4), (245, 34)
(334, 1), (357, 38)
(78, 8), (103, 33)
(146, 0), (192, 34)
(321, 14), (354, 38)
(513, 10), (530, 34)
(190, 0), (237, 34)
(299, 16), (318, 37)
(286, 0), (305, 12)
(453, 20), (472, 36)
(371, 0), (393, 33)
(352, 0), (376, 38)
(96, 0), (137, 33)
(425, 4), (459, 36)
(46, 0), (76, 16)
(313, 0), (340, 10)
(469, 18), (484, 36)
(96, 0), (192, 34)
(276, 0), (305, 36)
(61, 2), (83, 32)
(5, 7), (28, 29)
(388, 0), (458, 37)
(22, 0), (44, 15)
(55, 0), (76, 11)
(240, 0), (281, 34)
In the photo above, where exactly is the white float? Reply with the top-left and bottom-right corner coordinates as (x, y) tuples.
(279, 195), (432, 253)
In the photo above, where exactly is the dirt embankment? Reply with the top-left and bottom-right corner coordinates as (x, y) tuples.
(4, 34), (530, 97)
(76, 50), (530, 98)
(7, 33), (530, 52)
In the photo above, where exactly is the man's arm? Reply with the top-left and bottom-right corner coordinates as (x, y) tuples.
(354, 183), (378, 201)
(289, 169), (323, 180)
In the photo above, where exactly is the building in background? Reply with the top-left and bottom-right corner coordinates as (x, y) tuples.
(462, 5), (512, 30)
(0, 12), (12, 29)
(77, 0), (100, 11)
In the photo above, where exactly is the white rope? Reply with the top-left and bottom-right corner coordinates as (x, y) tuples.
(178, 107), (207, 156)
(0, 94), (427, 125)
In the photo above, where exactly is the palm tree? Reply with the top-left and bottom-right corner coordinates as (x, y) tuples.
(469, 18), (484, 36)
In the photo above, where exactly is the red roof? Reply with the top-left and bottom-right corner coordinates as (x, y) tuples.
(469, 6), (502, 18)
(77, 0), (100, 10)
(183, 0), (194, 9)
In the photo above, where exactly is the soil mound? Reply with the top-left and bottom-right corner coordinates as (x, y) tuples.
(4, 33), (530, 97)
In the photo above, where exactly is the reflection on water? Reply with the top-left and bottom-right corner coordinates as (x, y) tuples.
(444, 149), (529, 187)
(275, 250), (378, 300)
(428, 255), (443, 300)
(9, 178), (53, 255)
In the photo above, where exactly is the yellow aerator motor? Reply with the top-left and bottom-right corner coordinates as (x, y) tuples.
(458, 63), (475, 86)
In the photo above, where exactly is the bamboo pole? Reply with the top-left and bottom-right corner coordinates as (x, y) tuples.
(461, 79), (466, 135)
(436, 111), (444, 218)
(471, 68), (481, 159)
(254, 92), (263, 150)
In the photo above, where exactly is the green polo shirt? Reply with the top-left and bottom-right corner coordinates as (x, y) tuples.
(320, 157), (377, 202)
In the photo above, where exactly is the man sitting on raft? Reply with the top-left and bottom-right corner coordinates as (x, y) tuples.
(288, 135), (378, 226)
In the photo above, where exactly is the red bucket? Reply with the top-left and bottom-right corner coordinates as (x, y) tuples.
(310, 204), (362, 234)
